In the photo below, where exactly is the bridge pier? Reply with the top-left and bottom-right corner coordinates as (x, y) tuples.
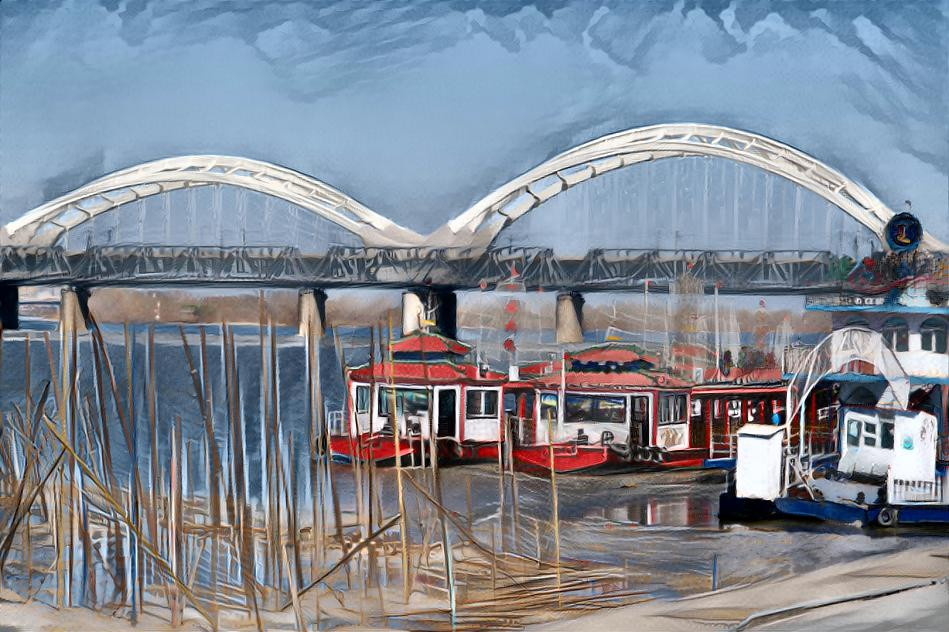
(402, 288), (457, 339)
(556, 291), (584, 344)
(60, 288), (91, 334)
(0, 285), (18, 330)
(298, 289), (327, 338)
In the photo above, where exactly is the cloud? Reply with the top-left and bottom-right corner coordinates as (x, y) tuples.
(1, 0), (946, 242)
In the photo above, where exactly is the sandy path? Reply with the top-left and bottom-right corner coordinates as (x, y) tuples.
(527, 546), (949, 631)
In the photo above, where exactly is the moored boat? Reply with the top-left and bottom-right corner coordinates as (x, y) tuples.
(504, 344), (703, 474)
(331, 331), (508, 465)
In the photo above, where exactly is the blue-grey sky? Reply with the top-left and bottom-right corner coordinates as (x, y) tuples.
(1, 0), (947, 242)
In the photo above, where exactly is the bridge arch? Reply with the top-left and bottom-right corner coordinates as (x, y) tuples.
(1, 155), (424, 248)
(433, 123), (946, 252)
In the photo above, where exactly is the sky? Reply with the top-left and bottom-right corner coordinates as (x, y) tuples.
(1, 0), (947, 243)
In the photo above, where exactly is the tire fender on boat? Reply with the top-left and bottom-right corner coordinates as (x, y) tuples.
(876, 506), (898, 527)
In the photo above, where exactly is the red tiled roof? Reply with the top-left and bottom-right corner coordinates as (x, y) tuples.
(702, 366), (783, 384)
(518, 344), (657, 377)
(519, 360), (557, 376)
(389, 332), (471, 356)
(349, 360), (506, 384)
(570, 344), (658, 365)
(529, 370), (691, 390)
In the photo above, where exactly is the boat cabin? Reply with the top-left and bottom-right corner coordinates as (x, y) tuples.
(335, 332), (508, 463)
(505, 344), (702, 472)
(691, 367), (789, 460)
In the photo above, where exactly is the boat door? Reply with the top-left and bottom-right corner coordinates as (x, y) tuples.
(689, 398), (708, 449)
(434, 386), (460, 441)
(630, 395), (650, 446)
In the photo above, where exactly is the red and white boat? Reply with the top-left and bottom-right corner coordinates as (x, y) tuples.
(331, 332), (508, 464)
(693, 365), (837, 466)
(504, 344), (703, 474)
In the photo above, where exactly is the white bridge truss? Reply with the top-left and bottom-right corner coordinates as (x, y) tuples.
(436, 123), (946, 251)
(2, 124), (945, 253)
(0, 155), (424, 248)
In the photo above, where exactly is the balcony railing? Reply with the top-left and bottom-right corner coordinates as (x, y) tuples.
(887, 473), (945, 505)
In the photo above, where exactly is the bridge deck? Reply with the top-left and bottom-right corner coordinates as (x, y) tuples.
(0, 245), (851, 293)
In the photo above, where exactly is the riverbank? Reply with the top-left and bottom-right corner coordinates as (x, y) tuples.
(527, 545), (949, 631)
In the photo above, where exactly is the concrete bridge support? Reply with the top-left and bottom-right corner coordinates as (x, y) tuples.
(298, 288), (328, 452)
(0, 285), (18, 330)
(556, 291), (584, 344)
(60, 288), (91, 334)
(402, 288), (457, 339)
(298, 289), (327, 338)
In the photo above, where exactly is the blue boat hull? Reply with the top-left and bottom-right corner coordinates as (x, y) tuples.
(774, 497), (949, 526)
(774, 496), (876, 525)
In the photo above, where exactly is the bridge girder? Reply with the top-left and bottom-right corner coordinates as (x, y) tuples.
(0, 245), (861, 294)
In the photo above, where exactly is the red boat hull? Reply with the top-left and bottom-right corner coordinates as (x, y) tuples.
(439, 441), (501, 464)
(512, 443), (616, 474)
(512, 443), (708, 474)
(329, 434), (416, 464)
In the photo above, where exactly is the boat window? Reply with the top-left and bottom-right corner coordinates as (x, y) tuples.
(713, 399), (722, 419)
(847, 419), (860, 446)
(466, 389), (499, 418)
(863, 421), (878, 447)
(726, 399), (741, 419)
(355, 385), (370, 413)
(881, 421), (895, 450)
(378, 387), (429, 418)
(565, 394), (626, 425)
(659, 393), (687, 425)
(691, 399), (702, 418)
(920, 318), (947, 353)
(540, 393), (558, 423)
(503, 392), (517, 414)
(746, 399), (761, 423)
(882, 318), (909, 352)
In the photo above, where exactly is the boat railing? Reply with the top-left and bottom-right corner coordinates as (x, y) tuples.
(887, 472), (946, 505)
(709, 431), (736, 459)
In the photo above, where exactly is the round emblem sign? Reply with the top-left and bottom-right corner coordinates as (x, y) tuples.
(885, 212), (923, 253)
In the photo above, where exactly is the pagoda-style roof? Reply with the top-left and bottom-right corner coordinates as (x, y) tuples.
(701, 366), (784, 385)
(528, 369), (691, 390)
(519, 343), (657, 377)
(349, 359), (506, 385)
(389, 331), (472, 358)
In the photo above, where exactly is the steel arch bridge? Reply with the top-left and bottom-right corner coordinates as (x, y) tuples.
(431, 123), (947, 252)
(2, 123), (945, 268)
(0, 155), (424, 248)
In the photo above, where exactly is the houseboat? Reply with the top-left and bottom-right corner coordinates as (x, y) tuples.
(503, 344), (703, 474)
(725, 279), (948, 527)
(331, 331), (508, 464)
(692, 362), (838, 467)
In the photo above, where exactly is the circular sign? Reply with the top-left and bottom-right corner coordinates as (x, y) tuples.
(885, 212), (923, 253)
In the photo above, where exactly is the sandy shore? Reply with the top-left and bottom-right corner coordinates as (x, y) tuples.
(527, 545), (949, 631)
(4, 546), (946, 631)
